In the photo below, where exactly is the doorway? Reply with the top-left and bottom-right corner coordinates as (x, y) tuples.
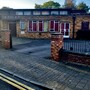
(9, 22), (16, 37)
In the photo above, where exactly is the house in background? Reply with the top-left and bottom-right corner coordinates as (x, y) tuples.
(0, 8), (89, 39)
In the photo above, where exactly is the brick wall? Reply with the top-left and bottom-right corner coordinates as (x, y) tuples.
(0, 15), (90, 39)
(1, 30), (12, 49)
(51, 33), (63, 61)
(16, 15), (90, 39)
(16, 16), (72, 39)
(75, 15), (90, 38)
(61, 51), (90, 66)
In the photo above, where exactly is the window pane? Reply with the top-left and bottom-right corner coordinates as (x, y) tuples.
(51, 11), (59, 15)
(33, 21), (37, 31)
(55, 22), (58, 31)
(61, 23), (64, 34)
(16, 11), (23, 15)
(39, 21), (43, 31)
(60, 11), (68, 15)
(29, 21), (32, 31)
(33, 11), (40, 15)
(42, 11), (49, 15)
(20, 21), (25, 30)
(66, 23), (69, 29)
(50, 21), (54, 30)
(61, 23), (64, 29)
(24, 11), (31, 15)
(44, 21), (48, 32)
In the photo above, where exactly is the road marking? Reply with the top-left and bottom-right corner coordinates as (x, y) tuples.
(0, 73), (34, 90)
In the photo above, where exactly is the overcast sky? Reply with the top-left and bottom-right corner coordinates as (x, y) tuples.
(0, 0), (89, 9)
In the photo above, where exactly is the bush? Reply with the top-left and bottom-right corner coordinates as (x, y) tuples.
(76, 30), (90, 40)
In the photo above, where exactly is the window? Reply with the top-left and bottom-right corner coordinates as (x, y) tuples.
(38, 21), (43, 31)
(81, 22), (89, 30)
(33, 11), (40, 15)
(24, 11), (31, 15)
(29, 21), (37, 32)
(51, 11), (59, 15)
(29, 21), (32, 31)
(66, 23), (69, 35)
(49, 21), (59, 32)
(60, 11), (68, 15)
(50, 21), (54, 31)
(20, 21), (26, 30)
(29, 21), (37, 31)
(33, 21), (37, 31)
(43, 21), (48, 32)
(61, 23), (64, 34)
(16, 11), (23, 15)
(29, 21), (44, 32)
(42, 11), (49, 15)
(60, 23), (70, 37)
(55, 21), (59, 31)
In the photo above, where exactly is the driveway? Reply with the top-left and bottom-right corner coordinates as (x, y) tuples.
(12, 37), (51, 58)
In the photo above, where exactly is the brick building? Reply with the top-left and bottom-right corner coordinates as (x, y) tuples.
(0, 8), (89, 39)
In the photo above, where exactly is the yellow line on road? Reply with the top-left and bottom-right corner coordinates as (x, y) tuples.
(0, 73), (34, 90)
(0, 76), (26, 90)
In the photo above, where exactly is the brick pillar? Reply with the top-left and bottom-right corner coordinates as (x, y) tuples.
(51, 33), (63, 61)
(1, 30), (12, 49)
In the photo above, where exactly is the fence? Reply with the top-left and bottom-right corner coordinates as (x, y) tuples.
(63, 39), (90, 54)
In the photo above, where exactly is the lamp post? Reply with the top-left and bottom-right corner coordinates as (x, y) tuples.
(72, 15), (76, 39)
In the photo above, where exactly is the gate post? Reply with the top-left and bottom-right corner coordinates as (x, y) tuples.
(51, 33), (63, 61)
(1, 30), (12, 49)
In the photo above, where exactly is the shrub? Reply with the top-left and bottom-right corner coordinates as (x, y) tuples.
(76, 30), (90, 40)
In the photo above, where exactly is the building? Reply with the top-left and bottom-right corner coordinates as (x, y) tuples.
(0, 8), (89, 39)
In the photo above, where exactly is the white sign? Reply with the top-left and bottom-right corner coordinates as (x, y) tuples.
(21, 31), (25, 34)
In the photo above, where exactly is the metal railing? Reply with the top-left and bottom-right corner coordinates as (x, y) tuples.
(63, 39), (90, 54)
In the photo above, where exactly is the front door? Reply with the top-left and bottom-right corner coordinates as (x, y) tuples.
(60, 23), (70, 38)
(9, 22), (16, 37)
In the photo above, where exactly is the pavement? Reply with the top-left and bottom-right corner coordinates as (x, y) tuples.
(0, 37), (90, 90)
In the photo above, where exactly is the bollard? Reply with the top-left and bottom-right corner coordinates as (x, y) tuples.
(51, 33), (63, 61)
